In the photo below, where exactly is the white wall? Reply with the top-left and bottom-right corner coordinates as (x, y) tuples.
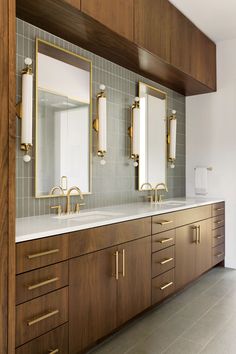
(186, 38), (236, 269)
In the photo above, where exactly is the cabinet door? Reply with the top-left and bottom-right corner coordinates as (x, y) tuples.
(69, 247), (117, 354)
(64, 0), (80, 9)
(81, 0), (134, 41)
(117, 237), (151, 326)
(195, 219), (212, 276)
(175, 224), (197, 290)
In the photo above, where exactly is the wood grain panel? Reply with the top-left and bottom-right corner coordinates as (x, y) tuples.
(152, 212), (177, 234)
(212, 227), (225, 248)
(16, 287), (68, 347)
(212, 202), (225, 217)
(152, 246), (175, 278)
(0, 0), (16, 352)
(212, 215), (225, 230)
(81, 0), (134, 41)
(195, 219), (212, 277)
(152, 229), (175, 252)
(64, 0), (80, 9)
(69, 218), (151, 258)
(16, 324), (68, 354)
(175, 205), (212, 228)
(152, 269), (175, 305)
(212, 243), (225, 266)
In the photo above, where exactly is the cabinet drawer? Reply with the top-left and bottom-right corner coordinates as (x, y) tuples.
(212, 215), (225, 230)
(152, 213), (177, 234)
(16, 323), (68, 354)
(152, 230), (175, 252)
(16, 287), (68, 347)
(69, 218), (151, 257)
(212, 202), (225, 217)
(16, 235), (69, 274)
(212, 244), (225, 266)
(152, 246), (175, 278)
(152, 269), (175, 305)
(16, 261), (69, 305)
(212, 227), (225, 248)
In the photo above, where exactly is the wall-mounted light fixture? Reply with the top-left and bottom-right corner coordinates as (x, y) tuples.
(167, 109), (177, 168)
(128, 97), (140, 167)
(93, 84), (107, 165)
(16, 57), (33, 163)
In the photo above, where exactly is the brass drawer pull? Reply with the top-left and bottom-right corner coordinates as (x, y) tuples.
(216, 252), (224, 258)
(160, 281), (173, 290)
(158, 237), (174, 244)
(160, 257), (174, 265)
(48, 350), (59, 354)
(27, 249), (59, 259)
(156, 220), (173, 226)
(27, 309), (59, 326)
(216, 207), (224, 211)
(28, 277), (59, 291)
(215, 220), (224, 224)
(215, 235), (224, 239)
(122, 249), (125, 278)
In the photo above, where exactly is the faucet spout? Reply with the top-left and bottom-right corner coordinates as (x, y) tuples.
(66, 186), (84, 214)
(154, 183), (168, 203)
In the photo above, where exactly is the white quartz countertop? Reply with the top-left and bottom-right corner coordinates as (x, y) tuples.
(16, 197), (224, 243)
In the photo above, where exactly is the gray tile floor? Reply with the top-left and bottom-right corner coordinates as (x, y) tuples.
(89, 267), (236, 354)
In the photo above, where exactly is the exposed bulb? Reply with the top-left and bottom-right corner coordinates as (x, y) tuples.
(172, 109), (176, 115)
(133, 161), (138, 167)
(100, 158), (106, 165)
(99, 84), (106, 91)
(170, 162), (175, 169)
(23, 153), (31, 163)
(25, 57), (32, 66)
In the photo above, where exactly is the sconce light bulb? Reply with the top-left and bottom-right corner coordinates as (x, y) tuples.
(172, 109), (176, 115)
(134, 97), (139, 103)
(99, 84), (106, 91)
(25, 57), (32, 66)
(100, 158), (106, 165)
(133, 161), (138, 167)
(170, 162), (175, 169)
(23, 154), (31, 163)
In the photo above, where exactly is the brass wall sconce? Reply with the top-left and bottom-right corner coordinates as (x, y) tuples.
(16, 57), (33, 163)
(167, 109), (177, 168)
(128, 97), (140, 167)
(93, 84), (107, 165)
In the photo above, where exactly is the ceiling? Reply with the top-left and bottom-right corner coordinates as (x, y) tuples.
(169, 0), (236, 42)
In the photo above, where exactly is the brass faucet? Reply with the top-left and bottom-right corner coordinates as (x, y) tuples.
(50, 185), (64, 196)
(154, 183), (168, 203)
(141, 183), (154, 203)
(66, 186), (84, 214)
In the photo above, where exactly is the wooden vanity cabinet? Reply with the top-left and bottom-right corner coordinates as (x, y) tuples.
(64, 0), (81, 9)
(81, 0), (134, 41)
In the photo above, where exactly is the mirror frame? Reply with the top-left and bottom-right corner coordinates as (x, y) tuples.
(35, 38), (93, 198)
(138, 82), (168, 191)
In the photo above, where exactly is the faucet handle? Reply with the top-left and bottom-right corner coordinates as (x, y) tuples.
(146, 195), (154, 203)
(50, 205), (62, 215)
(75, 202), (85, 213)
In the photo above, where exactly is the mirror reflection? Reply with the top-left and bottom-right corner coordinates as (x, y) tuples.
(35, 39), (92, 198)
(138, 82), (167, 190)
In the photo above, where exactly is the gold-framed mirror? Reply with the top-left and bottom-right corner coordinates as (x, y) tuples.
(138, 82), (167, 190)
(35, 39), (92, 198)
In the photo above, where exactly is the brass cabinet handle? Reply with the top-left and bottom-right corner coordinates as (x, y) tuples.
(156, 220), (173, 226)
(27, 309), (59, 326)
(48, 350), (59, 354)
(160, 281), (173, 290)
(192, 225), (198, 244)
(198, 225), (201, 244)
(215, 235), (224, 239)
(215, 220), (224, 224)
(216, 252), (224, 258)
(27, 249), (59, 259)
(158, 237), (174, 244)
(216, 207), (224, 211)
(122, 249), (125, 277)
(160, 257), (173, 265)
(28, 277), (59, 291)
(113, 251), (119, 280)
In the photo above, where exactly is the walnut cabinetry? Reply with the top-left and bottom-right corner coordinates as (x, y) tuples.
(15, 203), (224, 353)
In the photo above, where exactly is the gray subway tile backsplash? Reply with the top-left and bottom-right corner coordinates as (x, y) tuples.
(16, 18), (186, 218)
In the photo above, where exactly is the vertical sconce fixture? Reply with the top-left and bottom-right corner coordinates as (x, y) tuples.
(93, 84), (107, 165)
(167, 109), (177, 168)
(128, 97), (140, 167)
(16, 57), (33, 163)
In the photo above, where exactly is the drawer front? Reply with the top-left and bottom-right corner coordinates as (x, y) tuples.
(16, 287), (68, 347)
(152, 246), (175, 278)
(152, 269), (175, 305)
(16, 235), (69, 274)
(212, 244), (225, 266)
(212, 215), (225, 230)
(212, 202), (225, 217)
(69, 217), (151, 257)
(175, 205), (212, 228)
(152, 229), (175, 252)
(152, 213), (177, 234)
(16, 261), (69, 305)
(212, 227), (225, 248)
(16, 323), (68, 354)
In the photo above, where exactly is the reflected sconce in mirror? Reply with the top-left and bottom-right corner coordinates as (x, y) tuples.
(93, 84), (107, 165)
(16, 57), (33, 163)
(128, 97), (140, 167)
(167, 110), (177, 168)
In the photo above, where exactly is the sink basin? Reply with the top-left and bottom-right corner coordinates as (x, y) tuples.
(53, 210), (123, 221)
(161, 201), (187, 207)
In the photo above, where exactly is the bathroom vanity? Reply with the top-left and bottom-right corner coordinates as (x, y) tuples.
(15, 199), (225, 354)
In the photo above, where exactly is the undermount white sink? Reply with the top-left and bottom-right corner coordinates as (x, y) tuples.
(53, 210), (124, 221)
(161, 200), (187, 207)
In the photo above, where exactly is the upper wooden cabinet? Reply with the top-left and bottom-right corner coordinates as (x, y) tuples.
(81, 0), (134, 41)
